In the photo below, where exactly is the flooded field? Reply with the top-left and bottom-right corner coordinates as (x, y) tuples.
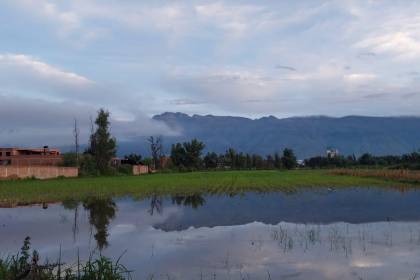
(1, 188), (420, 279)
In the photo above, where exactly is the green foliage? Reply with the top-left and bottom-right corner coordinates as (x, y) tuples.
(204, 152), (218, 169)
(90, 109), (117, 175)
(281, 148), (297, 170)
(305, 152), (420, 169)
(358, 153), (375, 165)
(183, 139), (205, 168)
(79, 255), (130, 280)
(170, 139), (205, 170)
(201, 148), (287, 170)
(170, 143), (185, 168)
(0, 237), (131, 279)
(142, 157), (153, 166)
(123, 154), (142, 165)
(0, 237), (45, 280)
(61, 153), (78, 167)
(79, 154), (97, 176)
(118, 164), (133, 175)
(274, 153), (282, 169)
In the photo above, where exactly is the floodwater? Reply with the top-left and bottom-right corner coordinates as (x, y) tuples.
(1, 188), (420, 279)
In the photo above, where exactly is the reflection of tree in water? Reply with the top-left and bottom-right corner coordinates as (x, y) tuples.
(62, 199), (80, 243)
(83, 197), (117, 251)
(147, 194), (206, 216)
(148, 195), (163, 216)
(172, 194), (206, 209)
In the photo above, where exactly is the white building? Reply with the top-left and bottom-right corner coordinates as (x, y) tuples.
(326, 148), (339, 158)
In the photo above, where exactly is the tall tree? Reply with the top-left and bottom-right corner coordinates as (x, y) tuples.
(183, 139), (205, 169)
(147, 136), (163, 170)
(170, 143), (185, 167)
(226, 148), (237, 169)
(204, 152), (218, 169)
(266, 154), (275, 169)
(170, 139), (205, 169)
(274, 152), (282, 169)
(91, 109), (117, 174)
(73, 118), (80, 166)
(281, 148), (297, 170)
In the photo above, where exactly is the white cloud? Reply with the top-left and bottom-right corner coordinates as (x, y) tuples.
(0, 54), (92, 86)
(344, 73), (377, 83)
(14, 0), (81, 39)
(195, 2), (265, 37)
(10, 0), (193, 42)
(355, 32), (420, 60)
(2, 0), (420, 120)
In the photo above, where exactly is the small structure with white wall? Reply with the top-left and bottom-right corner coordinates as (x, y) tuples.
(326, 148), (339, 158)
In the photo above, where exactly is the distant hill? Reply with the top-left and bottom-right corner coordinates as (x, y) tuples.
(140, 113), (420, 159)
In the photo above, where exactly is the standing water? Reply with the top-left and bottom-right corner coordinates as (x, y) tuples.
(1, 188), (420, 279)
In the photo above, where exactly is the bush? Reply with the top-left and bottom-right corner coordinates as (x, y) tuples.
(79, 154), (98, 176)
(118, 164), (133, 175)
(61, 153), (78, 167)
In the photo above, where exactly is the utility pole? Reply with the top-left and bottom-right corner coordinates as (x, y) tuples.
(73, 118), (80, 166)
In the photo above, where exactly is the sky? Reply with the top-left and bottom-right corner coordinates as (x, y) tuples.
(1, 0), (420, 145)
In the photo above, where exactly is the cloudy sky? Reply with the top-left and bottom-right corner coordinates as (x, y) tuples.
(1, 0), (420, 145)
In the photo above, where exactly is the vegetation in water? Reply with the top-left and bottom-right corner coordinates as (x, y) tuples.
(0, 237), (131, 280)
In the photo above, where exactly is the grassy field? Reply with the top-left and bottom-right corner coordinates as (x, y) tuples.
(0, 170), (412, 206)
(331, 169), (420, 184)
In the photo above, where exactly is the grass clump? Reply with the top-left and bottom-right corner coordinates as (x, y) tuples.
(0, 237), (131, 280)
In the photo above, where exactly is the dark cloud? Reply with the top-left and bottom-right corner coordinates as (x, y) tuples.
(402, 92), (420, 99)
(357, 52), (376, 59)
(243, 99), (271, 103)
(169, 98), (206, 105)
(0, 95), (178, 146)
(275, 65), (297, 71)
(406, 71), (420, 76)
(363, 93), (388, 99)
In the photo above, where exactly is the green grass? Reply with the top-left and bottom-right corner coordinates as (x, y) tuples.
(0, 237), (131, 279)
(0, 170), (410, 205)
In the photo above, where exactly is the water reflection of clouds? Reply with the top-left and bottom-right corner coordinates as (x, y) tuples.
(102, 221), (420, 280)
(2, 196), (420, 279)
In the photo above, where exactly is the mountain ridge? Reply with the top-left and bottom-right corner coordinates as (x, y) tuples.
(145, 112), (420, 159)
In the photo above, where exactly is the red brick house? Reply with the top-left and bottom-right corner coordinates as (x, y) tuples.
(0, 147), (63, 166)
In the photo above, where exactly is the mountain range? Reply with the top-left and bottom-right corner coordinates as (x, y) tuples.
(119, 113), (420, 159)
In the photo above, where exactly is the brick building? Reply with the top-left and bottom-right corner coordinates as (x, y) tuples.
(0, 147), (63, 166)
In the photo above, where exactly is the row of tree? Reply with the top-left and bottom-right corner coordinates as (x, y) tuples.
(169, 139), (298, 170)
(304, 152), (420, 169)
